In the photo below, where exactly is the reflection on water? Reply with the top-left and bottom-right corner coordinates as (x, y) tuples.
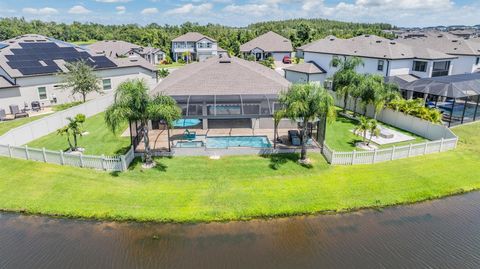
(1, 192), (480, 269)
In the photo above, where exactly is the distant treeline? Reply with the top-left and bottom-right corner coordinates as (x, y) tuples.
(0, 17), (394, 56)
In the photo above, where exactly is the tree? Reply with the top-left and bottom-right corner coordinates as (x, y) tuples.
(273, 109), (286, 148)
(104, 79), (181, 167)
(354, 116), (370, 143)
(330, 56), (364, 113)
(260, 56), (275, 69)
(367, 119), (380, 146)
(359, 74), (399, 119)
(57, 114), (86, 152)
(278, 83), (336, 162)
(59, 60), (102, 103)
(181, 51), (192, 63)
(158, 68), (170, 78)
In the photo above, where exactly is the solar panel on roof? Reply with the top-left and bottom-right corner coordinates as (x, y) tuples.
(6, 41), (117, 76)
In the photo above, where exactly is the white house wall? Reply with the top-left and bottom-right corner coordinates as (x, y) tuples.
(0, 67), (157, 111)
(451, 55), (479, 74)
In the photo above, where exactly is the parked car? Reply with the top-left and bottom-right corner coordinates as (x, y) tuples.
(282, 56), (291, 64)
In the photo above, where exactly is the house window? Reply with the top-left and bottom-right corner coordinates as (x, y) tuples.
(432, 61), (450, 77)
(102, 79), (112, 91)
(377, 60), (384, 71)
(413, 61), (427, 72)
(476, 57), (480, 65)
(37, 87), (48, 100)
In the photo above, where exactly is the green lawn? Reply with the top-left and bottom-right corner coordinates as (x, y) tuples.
(27, 112), (130, 155)
(0, 114), (51, 136)
(326, 111), (427, 151)
(158, 62), (186, 69)
(0, 122), (479, 223)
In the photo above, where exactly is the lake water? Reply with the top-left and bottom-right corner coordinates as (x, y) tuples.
(1, 192), (480, 269)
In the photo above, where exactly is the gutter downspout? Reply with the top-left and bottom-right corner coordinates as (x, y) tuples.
(386, 59), (391, 77)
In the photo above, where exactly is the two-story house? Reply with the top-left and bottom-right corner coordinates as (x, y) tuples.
(285, 35), (456, 85)
(171, 32), (219, 62)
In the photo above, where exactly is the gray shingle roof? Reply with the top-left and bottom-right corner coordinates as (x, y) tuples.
(301, 35), (455, 60)
(151, 56), (290, 96)
(283, 62), (326, 74)
(87, 41), (164, 57)
(172, 32), (216, 42)
(398, 73), (480, 98)
(240, 31), (293, 53)
(0, 34), (156, 80)
(397, 31), (480, 56)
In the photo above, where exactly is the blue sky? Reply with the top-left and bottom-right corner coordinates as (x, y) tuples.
(0, 0), (478, 27)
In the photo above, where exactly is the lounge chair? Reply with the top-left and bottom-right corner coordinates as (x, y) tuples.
(183, 129), (196, 140)
(0, 109), (6, 121)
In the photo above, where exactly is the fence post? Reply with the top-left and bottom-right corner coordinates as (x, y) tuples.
(79, 154), (84, 168)
(408, 144), (413, 157)
(24, 145), (30, 160)
(424, 142), (428, 155)
(101, 154), (106, 170)
(8, 144), (12, 158)
(391, 146), (396, 161)
(121, 155), (127, 171)
(351, 150), (356, 165)
(60, 151), (65, 165)
(373, 149), (377, 163)
(440, 138), (444, 152)
(42, 147), (47, 162)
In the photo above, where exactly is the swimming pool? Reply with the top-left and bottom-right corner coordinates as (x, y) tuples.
(175, 141), (204, 148)
(173, 119), (201, 127)
(206, 136), (271, 149)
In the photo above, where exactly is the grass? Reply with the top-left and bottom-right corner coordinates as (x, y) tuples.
(27, 112), (130, 155)
(326, 111), (427, 151)
(52, 101), (83, 112)
(158, 62), (186, 69)
(0, 114), (51, 136)
(0, 122), (479, 223)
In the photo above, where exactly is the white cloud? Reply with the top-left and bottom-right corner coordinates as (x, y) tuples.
(22, 7), (59, 15)
(95, 0), (132, 3)
(68, 5), (92, 14)
(166, 3), (213, 15)
(116, 6), (126, 14)
(354, 0), (453, 10)
(223, 4), (271, 17)
(141, 8), (159, 15)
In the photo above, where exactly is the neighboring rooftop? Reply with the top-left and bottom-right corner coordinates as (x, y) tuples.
(283, 62), (326, 74)
(240, 31), (293, 53)
(392, 72), (480, 98)
(301, 35), (454, 60)
(172, 32), (216, 43)
(397, 31), (480, 56)
(151, 56), (290, 96)
(87, 40), (163, 57)
(0, 34), (156, 80)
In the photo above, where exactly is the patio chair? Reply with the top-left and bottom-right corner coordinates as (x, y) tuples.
(0, 109), (6, 121)
(31, 101), (41, 112)
(183, 129), (196, 140)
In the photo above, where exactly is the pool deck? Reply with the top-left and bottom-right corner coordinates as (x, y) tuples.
(135, 127), (321, 154)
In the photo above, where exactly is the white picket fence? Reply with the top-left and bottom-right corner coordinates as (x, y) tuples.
(322, 138), (458, 165)
(0, 144), (135, 172)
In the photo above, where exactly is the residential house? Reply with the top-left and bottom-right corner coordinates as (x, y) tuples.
(171, 32), (219, 62)
(240, 31), (293, 61)
(87, 40), (166, 65)
(396, 32), (480, 74)
(286, 35), (455, 84)
(0, 35), (158, 113)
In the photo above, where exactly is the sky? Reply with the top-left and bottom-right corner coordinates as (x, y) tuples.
(0, 0), (478, 28)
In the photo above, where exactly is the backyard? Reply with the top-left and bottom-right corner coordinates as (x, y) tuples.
(0, 122), (478, 223)
(0, 114), (51, 136)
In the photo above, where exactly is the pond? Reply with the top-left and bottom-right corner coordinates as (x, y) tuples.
(1, 192), (480, 269)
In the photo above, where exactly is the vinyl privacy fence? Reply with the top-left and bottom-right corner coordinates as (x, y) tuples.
(0, 144), (135, 172)
(323, 138), (458, 165)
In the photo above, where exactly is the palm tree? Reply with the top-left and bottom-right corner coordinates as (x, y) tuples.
(57, 114), (86, 152)
(348, 73), (364, 117)
(360, 74), (400, 119)
(330, 56), (364, 113)
(59, 60), (102, 103)
(104, 79), (181, 167)
(278, 83), (336, 162)
(367, 119), (380, 146)
(354, 116), (370, 143)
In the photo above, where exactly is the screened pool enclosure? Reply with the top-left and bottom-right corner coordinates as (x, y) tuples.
(394, 73), (480, 127)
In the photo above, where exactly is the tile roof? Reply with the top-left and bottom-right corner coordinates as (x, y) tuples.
(240, 31), (293, 53)
(172, 32), (216, 42)
(87, 41), (164, 57)
(301, 35), (455, 60)
(151, 56), (290, 96)
(283, 62), (326, 74)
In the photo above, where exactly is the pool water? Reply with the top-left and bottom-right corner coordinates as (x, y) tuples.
(206, 136), (271, 149)
(175, 141), (204, 148)
(173, 119), (201, 127)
